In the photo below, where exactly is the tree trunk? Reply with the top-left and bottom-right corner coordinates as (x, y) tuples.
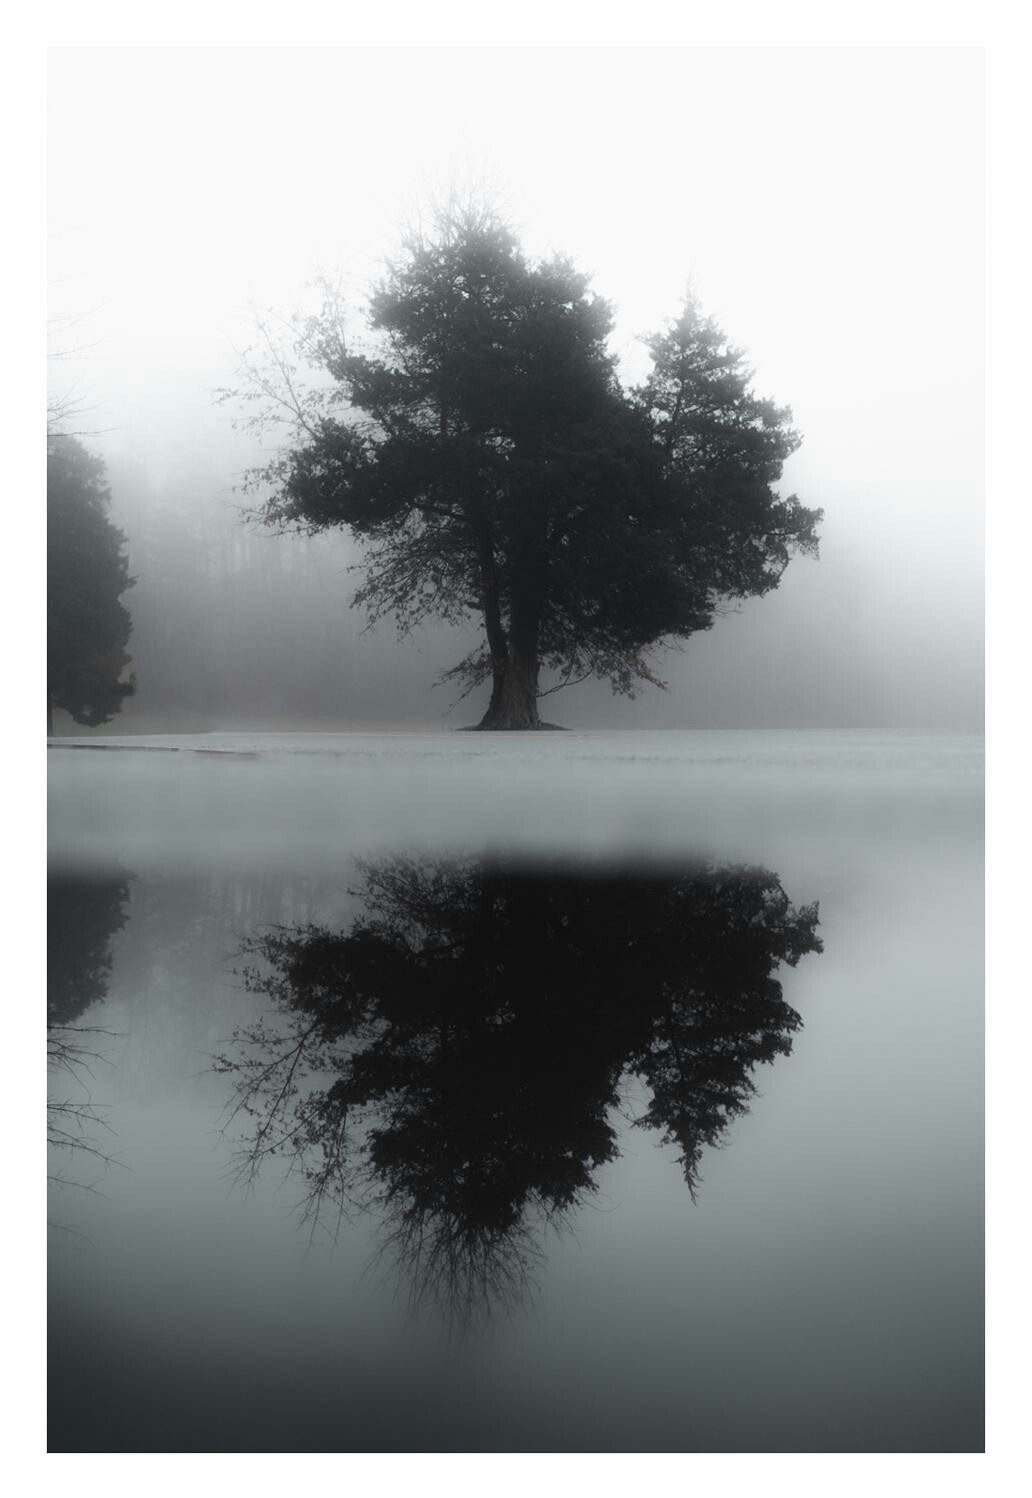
(483, 663), (505, 724)
(470, 518), (509, 725)
(475, 583), (551, 729)
(476, 642), (543, 730)
(471, 542), (561, 731)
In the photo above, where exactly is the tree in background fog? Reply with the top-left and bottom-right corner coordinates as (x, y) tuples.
(227, 203), (822, 729)
(47, 434), (135, 734)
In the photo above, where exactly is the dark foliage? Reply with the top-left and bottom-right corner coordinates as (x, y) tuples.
(231, 205), (822, 727)
(215, 855), (822, 1322)
(47, 870), (131, 1193)
(47, 434), (135, 731)
(48, 871), (131, 1027)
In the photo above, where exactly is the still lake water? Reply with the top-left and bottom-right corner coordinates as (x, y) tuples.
(47, 731), (983, 1452)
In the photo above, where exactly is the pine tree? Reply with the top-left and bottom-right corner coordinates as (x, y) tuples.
(47, 435), (135, 733)
(236, 208), (822, 729)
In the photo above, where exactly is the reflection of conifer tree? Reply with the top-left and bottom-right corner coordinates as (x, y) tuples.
(47, 870), (131, 1186)
(47, 871), (131, 1026)
(217, 856), (822, 1324)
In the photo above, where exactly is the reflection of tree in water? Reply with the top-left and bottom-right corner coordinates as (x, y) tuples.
(46, 869), (326, 1190)
(47, 870), (130, 1189)
(48, 871), (131, 1028)
(216, 856), (822, 1323)
(111, 872), (329, 1102)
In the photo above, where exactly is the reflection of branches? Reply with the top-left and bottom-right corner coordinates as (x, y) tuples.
(47, 1025), (125, 1201)
(372, 1201), (548, 1328)
(215, 857), (822, 1327)
(47, 870), (131, 1236)
(213, 1001), (365, 1247)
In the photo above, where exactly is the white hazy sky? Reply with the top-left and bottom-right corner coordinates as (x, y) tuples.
(47, 46), (984, 728)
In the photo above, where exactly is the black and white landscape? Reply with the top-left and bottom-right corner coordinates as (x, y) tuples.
(46, 47), (984, 1457)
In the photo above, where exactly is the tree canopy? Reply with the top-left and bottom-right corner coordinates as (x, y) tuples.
(216, 853), (822, 1322)
(47, 434), (135, 732)
(235, 206), (822, 728)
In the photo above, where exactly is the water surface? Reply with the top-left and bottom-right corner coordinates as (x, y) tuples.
(47, 731), (983, 1452)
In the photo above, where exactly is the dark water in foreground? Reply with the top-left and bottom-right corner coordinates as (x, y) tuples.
(47, 733), (983, 1452)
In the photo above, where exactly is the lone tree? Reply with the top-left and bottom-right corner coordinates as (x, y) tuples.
(232, 206), (821, 729)
(47, 434), (135, 734)
(216, 853), (822, 1321)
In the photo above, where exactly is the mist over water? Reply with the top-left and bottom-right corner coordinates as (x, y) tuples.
(48, 734), (983, 1452)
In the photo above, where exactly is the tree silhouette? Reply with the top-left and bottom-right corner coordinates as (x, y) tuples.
(216, 855), (822, 1323)
(47, 434), (135, 733)
(47, 870), (130, 1190)
(48, 871), (131, 1028)
(228, 204), (821, 728)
